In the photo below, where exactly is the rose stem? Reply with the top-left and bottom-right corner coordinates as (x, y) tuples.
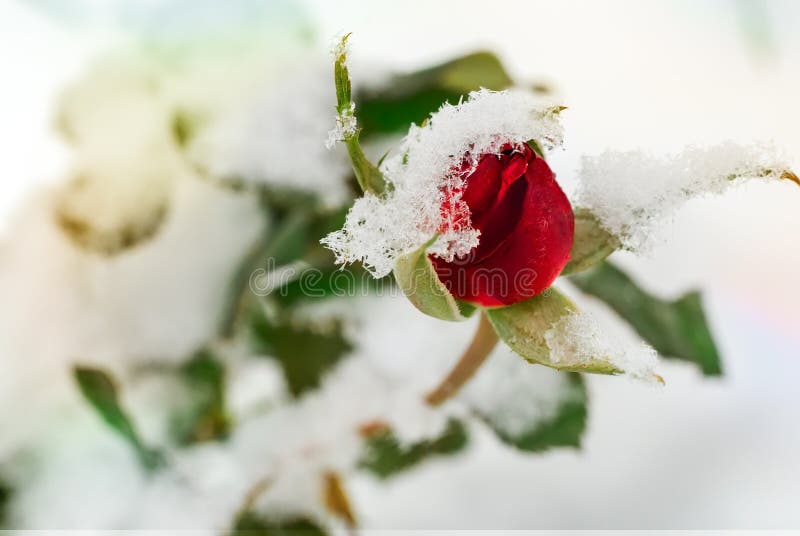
(425, 311), (499, 406)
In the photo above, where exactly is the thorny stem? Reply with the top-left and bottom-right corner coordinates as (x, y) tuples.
(425, 311), (499, 406)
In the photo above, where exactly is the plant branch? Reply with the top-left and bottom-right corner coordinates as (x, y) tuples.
(425, 311), (499, 406)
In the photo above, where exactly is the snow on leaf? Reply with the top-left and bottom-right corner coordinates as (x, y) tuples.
(247, 305), (354, 398)
(462, 347), (587, 452)
(575, 142), (796, 251)
(570, 261), (722, 376)
(486, 289), (660, 380)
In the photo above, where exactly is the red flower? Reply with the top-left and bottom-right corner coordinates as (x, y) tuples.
(430, 143), (574, 307)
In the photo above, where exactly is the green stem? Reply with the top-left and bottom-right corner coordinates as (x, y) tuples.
(425, 312), (499, 406)
(333, 33), (387, 196)
(345, 136), (386, 195)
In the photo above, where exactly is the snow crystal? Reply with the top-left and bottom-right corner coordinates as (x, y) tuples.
(544, 311), (659, 381)
(323, 89), (565, 277)
(575, 142), (793, 250)
(325, 102), (357, 150)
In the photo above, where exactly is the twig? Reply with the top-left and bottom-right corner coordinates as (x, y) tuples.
(425, 311), (499, 406)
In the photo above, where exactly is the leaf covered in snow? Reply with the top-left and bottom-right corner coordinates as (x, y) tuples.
(574, 143), (797, 251)
(462, 348), (588, 452)
(570, 261), (722, 376)
(486, 289), (660, 380)
(248, 306), (353, 397)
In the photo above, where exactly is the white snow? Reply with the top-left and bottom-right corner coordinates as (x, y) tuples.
(461, 345), (583, 438)
(190, 58), (352, 207)
(325, 101), (358, 150)
(544, 310), (660, 381)
(575, 142), (793, 250)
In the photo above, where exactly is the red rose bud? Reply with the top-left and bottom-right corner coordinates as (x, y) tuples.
(430, 143), (574, 307)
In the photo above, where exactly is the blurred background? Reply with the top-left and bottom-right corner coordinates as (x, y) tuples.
(1, 0), (799, 531)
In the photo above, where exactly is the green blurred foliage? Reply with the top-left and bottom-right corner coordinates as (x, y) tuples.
(170, 349), (231, 445)
(477, 373), (588, 452)
(232, 512), (327, 536)
(0, 479), (10, 528)
(73, 366), (164, 470)
(248, 305), (353, 398)
(358, 51), (513, 137)
(359, 419), (468, 479)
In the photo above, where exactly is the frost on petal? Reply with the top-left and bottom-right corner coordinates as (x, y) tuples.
(544, 311), (659, 381)
(323, 89), (565, 277)
(575, 142), (793, 250)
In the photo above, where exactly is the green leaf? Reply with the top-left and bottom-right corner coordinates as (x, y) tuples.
(393, 239), (469, 322)
(171, 349), (231, 445)
(219, 204), (337, 339)
(357, 51), (513, 137)
(73, 366), (163, 470)
(561, 208), (620, 275)
(485, 290), (621, 375)
(248, 307), (353, 397)
(264, 211), (313, 267)
(277, 265), (394, 307)
(232, 513), (328, 536)
(475, 371), (587, 452)
(570, 261), (722, 375)
(359, 419), (468, 479)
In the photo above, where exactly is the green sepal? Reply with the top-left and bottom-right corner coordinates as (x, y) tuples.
(0, 478), (10, 528)
(561, 207), (620, 275)
(393, 239), (469, 322)
(484, 289), (621, 375)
